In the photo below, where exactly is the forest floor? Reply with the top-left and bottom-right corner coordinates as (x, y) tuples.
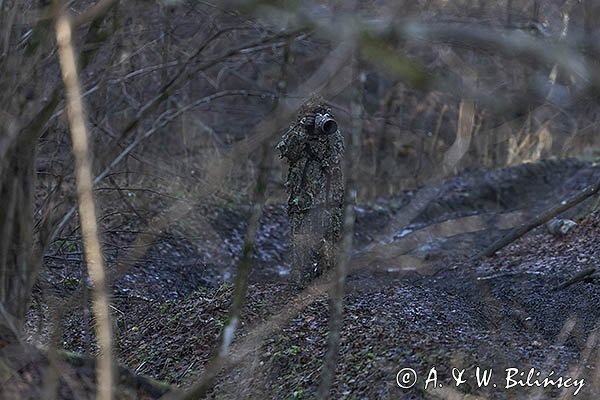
(16, 158), (600, 399)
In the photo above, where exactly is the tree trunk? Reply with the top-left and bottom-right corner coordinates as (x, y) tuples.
(0, 125), (38, 344)
(0, 0), (117, 345)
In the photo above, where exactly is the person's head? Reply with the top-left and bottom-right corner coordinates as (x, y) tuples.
(297, 94), (333, 121)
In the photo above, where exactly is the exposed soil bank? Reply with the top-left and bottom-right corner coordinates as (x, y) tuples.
(21, 158), (600, 399)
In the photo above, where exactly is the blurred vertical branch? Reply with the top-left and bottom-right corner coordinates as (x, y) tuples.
(316, 54), (363, 399)
(169, 35), (293, 400)
(54, 8), (114, 400)
(172, 144), (273, 400)
(0, 2), (50, 344)
(0, 0), (118, 345)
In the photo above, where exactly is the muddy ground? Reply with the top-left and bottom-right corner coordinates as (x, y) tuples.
(20, 158), (600, 399)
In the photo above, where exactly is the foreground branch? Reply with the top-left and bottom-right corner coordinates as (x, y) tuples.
(55, 11), (114, 400)
(317, 62), (362, 398)
(172, 137), (273, 400)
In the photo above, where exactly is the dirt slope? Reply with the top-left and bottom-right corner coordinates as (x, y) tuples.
(23, 159), (600, 399)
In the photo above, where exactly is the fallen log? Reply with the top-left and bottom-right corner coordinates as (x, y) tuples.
(478, 181), (600, 258)
(552, 267), (598, 291)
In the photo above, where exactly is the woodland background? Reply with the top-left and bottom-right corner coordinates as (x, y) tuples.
(3, 0), (600, 399)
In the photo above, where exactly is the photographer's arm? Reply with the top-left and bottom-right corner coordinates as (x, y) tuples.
(276, 125), (308, 163)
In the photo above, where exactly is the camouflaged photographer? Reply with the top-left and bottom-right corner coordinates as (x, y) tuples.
(276, 100), (345, 288)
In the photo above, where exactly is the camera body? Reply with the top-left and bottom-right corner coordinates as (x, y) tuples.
(314, 113), (338, 135)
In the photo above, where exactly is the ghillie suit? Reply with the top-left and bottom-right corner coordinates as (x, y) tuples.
(276, 100), (345, 288)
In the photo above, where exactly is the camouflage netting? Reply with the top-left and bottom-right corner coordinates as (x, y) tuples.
(277, 100), (345, 287)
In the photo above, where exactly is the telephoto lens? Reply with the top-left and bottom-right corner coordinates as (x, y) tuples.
(315, 113), (338, 135)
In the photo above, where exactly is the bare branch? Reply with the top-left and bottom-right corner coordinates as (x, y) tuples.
(317, 56), (363, 400)
(49, 89), (275, 242)
(114, 28), (306, 146)
(55, 11), (114, 400)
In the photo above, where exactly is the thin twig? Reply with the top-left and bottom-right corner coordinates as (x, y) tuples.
(49, 89), (275, 242)
(114, 29), (306, 147)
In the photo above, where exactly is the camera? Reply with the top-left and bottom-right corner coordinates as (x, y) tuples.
(315, 113), (338, 135)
